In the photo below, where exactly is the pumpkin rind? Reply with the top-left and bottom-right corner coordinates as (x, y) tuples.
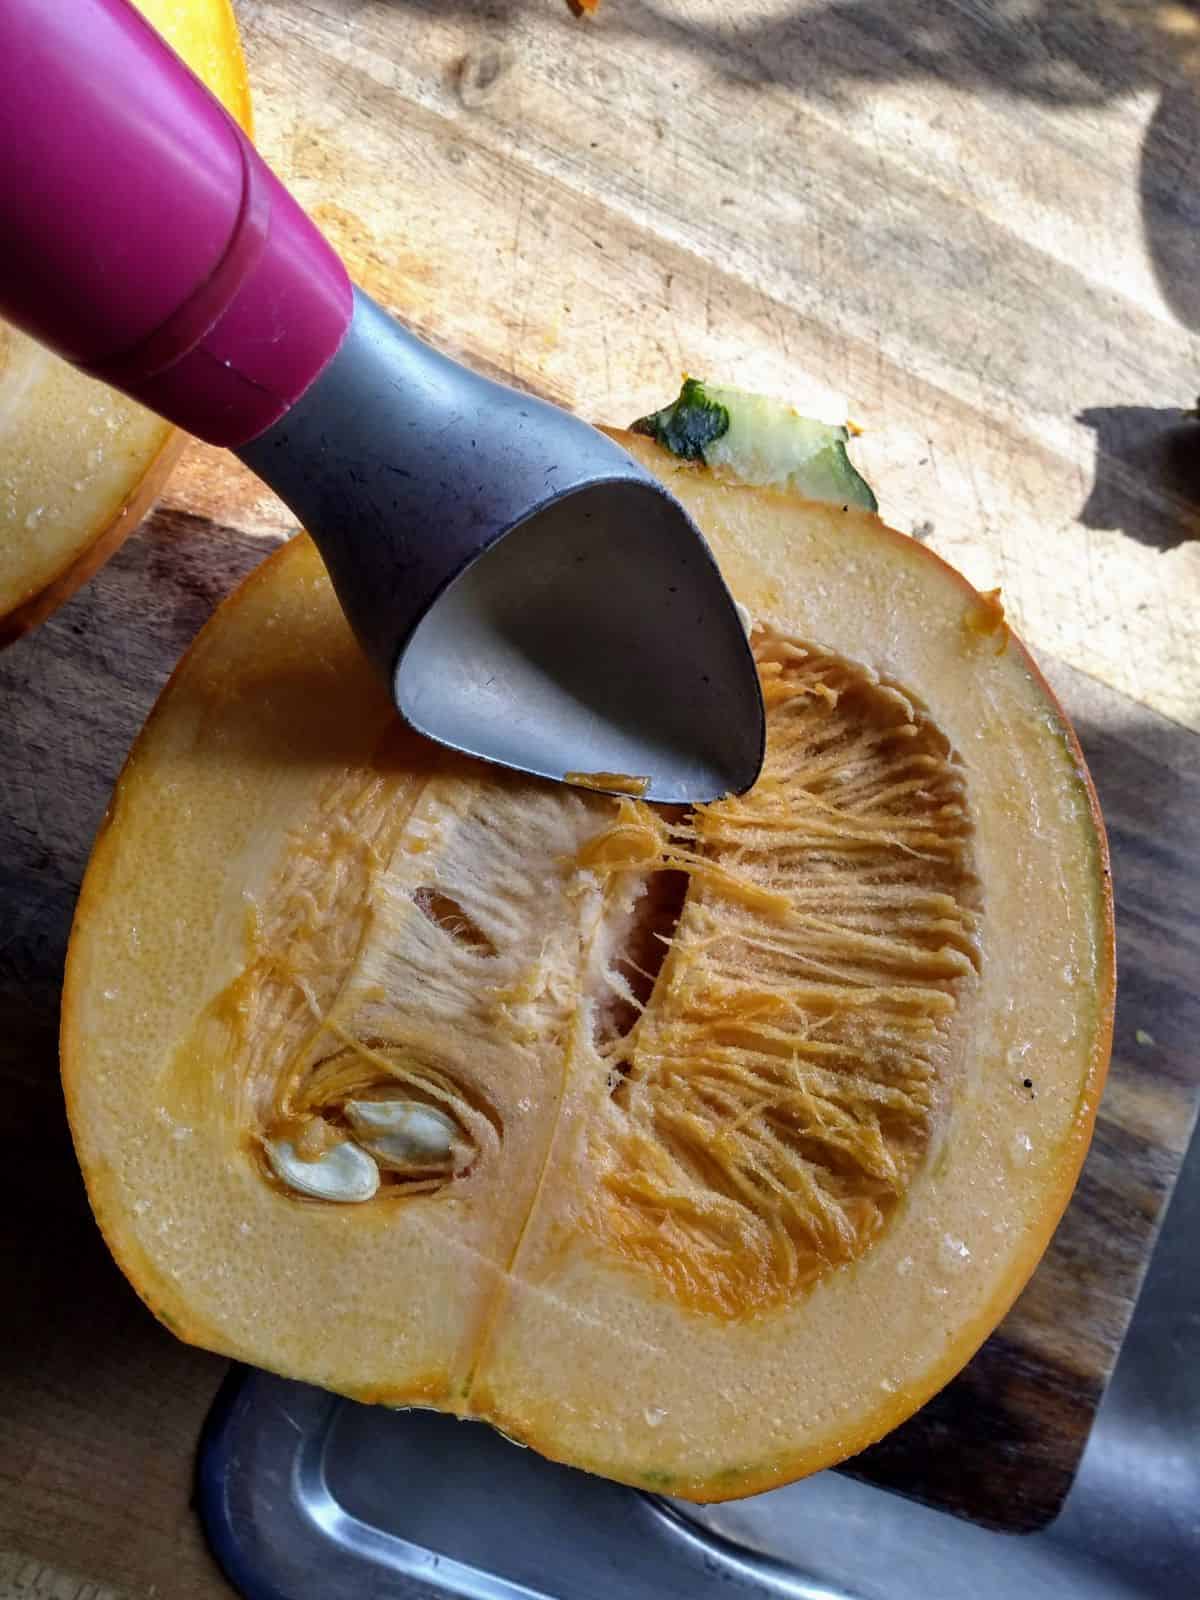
(62, 429), (1113, 1499)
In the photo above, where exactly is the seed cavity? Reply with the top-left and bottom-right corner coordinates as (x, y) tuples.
(265, 1137), (380, 1203)
(583, 628), (981, 1318)
(227, 623), (976, 1318)
(593, 869), (689, 1054)
(345, 1099), (460, 1172)
(412, 887), (497, 955)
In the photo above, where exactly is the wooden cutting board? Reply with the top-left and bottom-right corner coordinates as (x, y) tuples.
(2, 1), (1199, 1592)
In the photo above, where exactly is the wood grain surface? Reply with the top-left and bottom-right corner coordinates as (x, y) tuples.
(2, 0), (1199, 1590)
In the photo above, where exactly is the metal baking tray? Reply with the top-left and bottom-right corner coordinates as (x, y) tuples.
(198, 1370), (812, 1600)
(200, 1118), (1200, 1600)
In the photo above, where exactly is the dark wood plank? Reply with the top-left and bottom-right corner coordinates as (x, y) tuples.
(0, 511), (267, 1600)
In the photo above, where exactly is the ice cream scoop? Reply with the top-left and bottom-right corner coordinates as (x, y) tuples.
(0, 0), (764, 803)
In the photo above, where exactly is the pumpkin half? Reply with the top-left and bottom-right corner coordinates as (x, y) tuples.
(62, 428), (1113, 1499)
(0, 0), (250, 645)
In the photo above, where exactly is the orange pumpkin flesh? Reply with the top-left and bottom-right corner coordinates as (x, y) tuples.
(62, 431), (1113, 1499)
(0, 0), (251, 643)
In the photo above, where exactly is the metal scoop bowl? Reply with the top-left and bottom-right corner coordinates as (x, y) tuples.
(241, 293), (764, 803)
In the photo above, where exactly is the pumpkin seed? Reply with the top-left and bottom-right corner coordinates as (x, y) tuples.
(265, 1136), (380, 1202)
(345, 1099), (458, 1170)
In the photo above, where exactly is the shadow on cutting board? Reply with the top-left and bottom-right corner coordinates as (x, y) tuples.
(402, 0), (1200, 331)
(1077, 405), (1200, 550)
(1140, 82), (1200, 333)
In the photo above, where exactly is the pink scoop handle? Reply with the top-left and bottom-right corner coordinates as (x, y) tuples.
(0, 0), (353, 448)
